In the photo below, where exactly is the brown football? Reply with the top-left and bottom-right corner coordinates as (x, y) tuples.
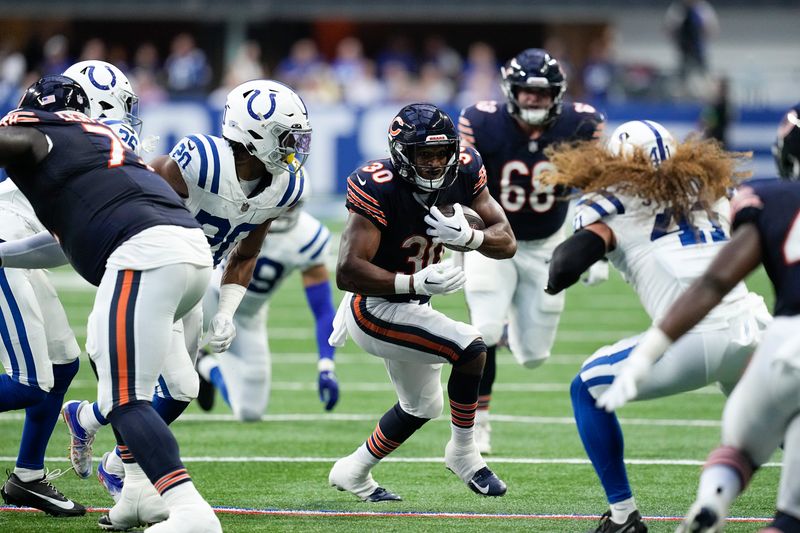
(435, 204), (486, 252)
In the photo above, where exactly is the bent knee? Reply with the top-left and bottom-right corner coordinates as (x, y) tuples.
(475, 322), (505, 347)
(403, 396), (443, 420)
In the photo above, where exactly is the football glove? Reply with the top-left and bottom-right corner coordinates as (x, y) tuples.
(582, 259), (609, 286)
(317, 359), (339, 412)
(425, 204), (481, 250)
(206, 313), (236, 353)
(411, 261), (466, 296)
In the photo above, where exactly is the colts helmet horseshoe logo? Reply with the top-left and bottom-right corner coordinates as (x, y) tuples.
(246, 89), (278, 121)
(86, 65), (117, 91)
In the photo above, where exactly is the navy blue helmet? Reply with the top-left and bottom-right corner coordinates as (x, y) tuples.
(18, 75), (91, 115)
(501, 48), (566, 126)
(773, 103), (800, 180)
(388, 103), (460, 192)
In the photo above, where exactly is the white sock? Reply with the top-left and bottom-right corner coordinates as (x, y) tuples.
(353, 443), (380, 467)
(14, 467), (44, 482)
(476, 409), (489, 426)
(106, 448), (125, 477)
(450, 424), (474, 448)
(610, 497), (638, 523)
(196, 355), (220, 381)
(78, 402), (104, 434)
(160, 480), (207, 509)
(697, 464), (741, 513)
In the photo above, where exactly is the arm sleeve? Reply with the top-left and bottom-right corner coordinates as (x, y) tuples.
(0, 231), (68, 269)
(545, 229), (608, 294)
(305, 279), (335, 361)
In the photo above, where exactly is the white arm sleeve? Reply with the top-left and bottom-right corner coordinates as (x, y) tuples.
(0, 231), (69, 268)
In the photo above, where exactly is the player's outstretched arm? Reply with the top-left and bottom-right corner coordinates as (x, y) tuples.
(469, 188), (516, 259)
(149, 154), (189, 198)
(546, 222), (614, 294)
(0, 231), (68, 269)
(0, 126), (49, 169)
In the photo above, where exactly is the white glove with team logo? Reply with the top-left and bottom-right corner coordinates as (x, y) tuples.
(425, 205), (477, 249)
(396, 260), (466, 296)
(582, 259), (609, 286)
(206, 313), (236, 353)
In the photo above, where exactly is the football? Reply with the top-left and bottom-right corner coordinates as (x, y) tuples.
(435, 204), (486, 252)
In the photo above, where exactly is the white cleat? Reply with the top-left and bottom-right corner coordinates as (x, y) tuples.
(144, 503), (221, 533)
(328, 455), (401, 502)
(98, 478), (169, 531)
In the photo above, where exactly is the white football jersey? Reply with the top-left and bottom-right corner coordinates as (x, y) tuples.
(210, 210), (331, 317)
(0, 180), (45, 241)
(100, 119), (140, 155)
(169, 134), (306, 266)
(574, 190), (749, 323)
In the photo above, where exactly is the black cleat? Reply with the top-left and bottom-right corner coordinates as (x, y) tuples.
(366, 487), (402, 502)
(676, 505), (721, 533)
(1, 471), (86, 517)
(590, 510), (648, 533)
(466, 466), (506, 497)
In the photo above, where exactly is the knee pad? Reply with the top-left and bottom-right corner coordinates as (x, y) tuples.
(518, 351), (550, 369)
(406, 393), (443, 420)
(454, 338), (487, 368)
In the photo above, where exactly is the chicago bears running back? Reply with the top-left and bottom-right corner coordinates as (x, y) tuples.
(604, 106), (800, 533)
(458, 48), (605, 453)
(328, 103), (515, 502)
(196, 204), (339, 420)
(0, 75), (219, 532)
(543, 120), (769, 533)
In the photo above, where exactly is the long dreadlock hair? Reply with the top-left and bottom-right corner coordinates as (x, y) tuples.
(543, 136), (752, 222)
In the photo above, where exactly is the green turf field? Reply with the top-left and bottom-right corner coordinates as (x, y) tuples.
(0, 244), (781, 532)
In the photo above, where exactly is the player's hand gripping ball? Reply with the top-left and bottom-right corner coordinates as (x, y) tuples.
(426, 204), (486, 252)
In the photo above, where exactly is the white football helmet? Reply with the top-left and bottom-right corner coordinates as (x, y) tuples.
(63, 60), (141, 133)
(606, 120), (676, 167)
(222, 80), (312, 175)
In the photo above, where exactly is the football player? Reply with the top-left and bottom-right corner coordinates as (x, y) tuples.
(600, 105), (800, 533)
(196, 202), (339, 420)
(62, 79), (312, 510)
(0, 60), (142, 517)
(458, 48), (606, 453)
(543, 120), (771, 533)
(327, 103), (515, 501)
(0, 75), (219, 531)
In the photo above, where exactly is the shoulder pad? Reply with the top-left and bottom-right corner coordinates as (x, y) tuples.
(458, 102), (501, 148)
(170, 134), (223, 194)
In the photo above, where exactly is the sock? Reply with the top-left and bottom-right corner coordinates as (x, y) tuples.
(570, 375), (633, 503)
(160, 480), (207, 508)
(697, 464), (742, 512)
(209, 367), (230, 407)
(610, 497), (638, 523)
(364, 402), (427, 460)
(78, 401), (108, 433)
(447, 367), (481, 439)
(195, 354), (218, 381)
(13, 467), (44, 482)
(17, 360), (79, 470)
(353, 442), (381, 467)
(106, 447), (125, 477)
(151, 396), (190, 425)
(0, 374), (47, 411)
(478, 345), (496, 399)
(108, 401), (188, 489)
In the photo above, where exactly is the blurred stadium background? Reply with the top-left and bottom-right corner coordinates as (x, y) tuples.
(0, 0), (797, 214)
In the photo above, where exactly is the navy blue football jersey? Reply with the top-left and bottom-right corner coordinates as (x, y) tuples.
(459, 101), (604, 241)
(731, 179), (800, 317)
(0, 109), (199, 286)
(345, 145), (487, 302)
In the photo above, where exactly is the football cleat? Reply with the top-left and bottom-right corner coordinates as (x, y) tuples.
(589, 510), (648, 533)
(98, 451), (124, 503)
(61, 400), (95, 478)
(99, 474), (169, 530)
(1, 470), (86, 517)
(196, 373), (215, 412)
(444, 439), (506, 497)
(676, 505), (722, 533)
(142, 503), (222, 533)
(329, 455), (401, 502)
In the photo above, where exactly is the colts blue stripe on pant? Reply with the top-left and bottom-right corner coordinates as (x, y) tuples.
(0, 270), (37, 387)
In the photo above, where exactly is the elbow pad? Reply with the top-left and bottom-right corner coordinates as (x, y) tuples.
(545, 229), (608, 294)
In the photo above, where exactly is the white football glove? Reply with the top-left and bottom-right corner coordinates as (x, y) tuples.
(582, 259), (609, 286)
(425, 205), (478, 249)
(411, 262), (466, 296)
(206, 313), (236, 353)
(141, 134), (160, 154)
